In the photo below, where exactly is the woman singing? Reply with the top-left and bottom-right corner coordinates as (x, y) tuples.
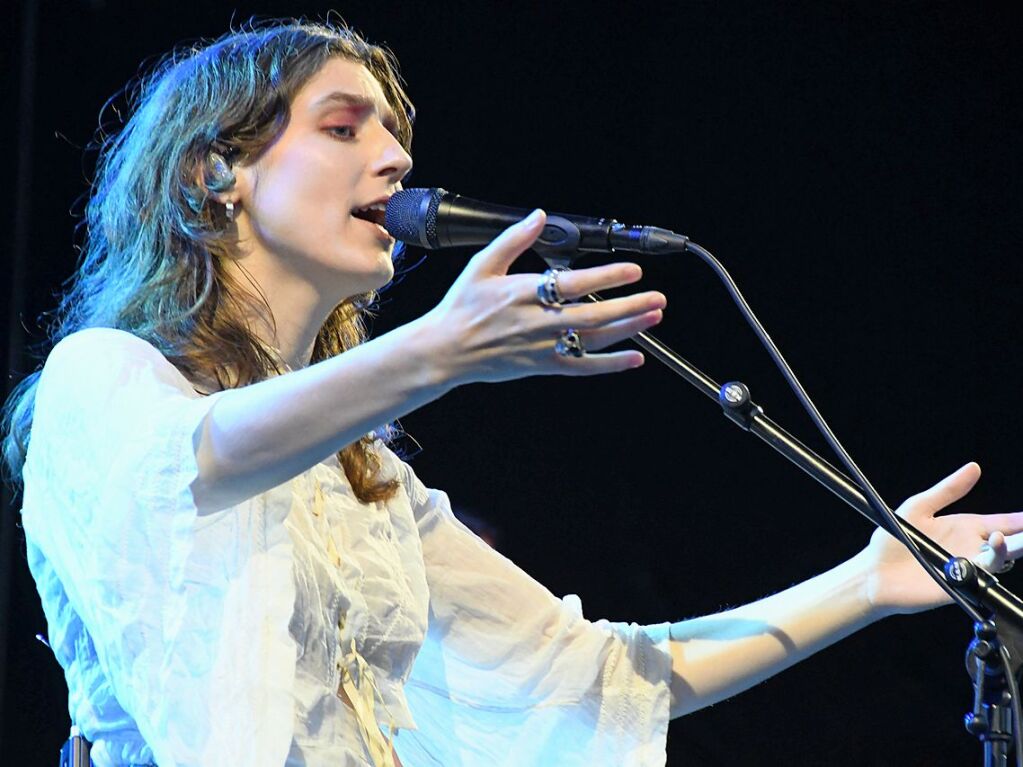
(3, 19), (1020, 767)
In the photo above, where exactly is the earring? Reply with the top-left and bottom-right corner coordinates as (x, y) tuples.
(209, 152), (232, 183)
(225, 201), (235, 222)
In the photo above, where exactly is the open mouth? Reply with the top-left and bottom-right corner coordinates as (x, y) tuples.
(352, 202), (387, 229)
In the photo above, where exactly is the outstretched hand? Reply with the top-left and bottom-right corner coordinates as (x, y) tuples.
(423, 210), (667, 386)
(859, 463), (1023, 616)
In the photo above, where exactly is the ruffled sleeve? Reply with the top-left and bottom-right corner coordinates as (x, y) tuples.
(21, 328), (297, 767)
(392, 462), (674, 767)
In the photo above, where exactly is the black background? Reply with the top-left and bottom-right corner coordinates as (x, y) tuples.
(3, 1), (1022, 764)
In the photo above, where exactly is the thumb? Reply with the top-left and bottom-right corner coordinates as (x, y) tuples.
(900, 462), (982, 520)
(462, 209), (547, 279)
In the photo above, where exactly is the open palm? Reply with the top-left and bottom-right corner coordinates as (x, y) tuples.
(861, 463), (1023, 616)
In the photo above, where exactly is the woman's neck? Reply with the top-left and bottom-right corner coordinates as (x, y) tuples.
(221, 254), (341, 373)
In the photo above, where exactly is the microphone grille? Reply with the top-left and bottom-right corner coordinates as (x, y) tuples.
(385, 188), (445, 248)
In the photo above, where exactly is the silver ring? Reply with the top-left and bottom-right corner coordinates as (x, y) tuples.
(998, 559), (1016, 574)
(555, 329), (585, 358)
(537, 267), (569, 308)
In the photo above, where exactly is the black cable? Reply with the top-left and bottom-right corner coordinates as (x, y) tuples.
(684, 241), (982, 616)
(682, 240), (1022, 764)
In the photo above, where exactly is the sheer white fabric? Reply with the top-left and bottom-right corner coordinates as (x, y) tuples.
(21, 328), (673, 766)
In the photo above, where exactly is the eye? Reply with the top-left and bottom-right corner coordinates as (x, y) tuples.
(327, 125), (356, 140)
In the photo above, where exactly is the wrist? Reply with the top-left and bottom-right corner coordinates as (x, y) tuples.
(395, 311), (462, 394)
(847, 546), (900, 622)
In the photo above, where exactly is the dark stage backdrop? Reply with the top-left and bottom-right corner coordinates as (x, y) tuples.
(3, 2), (1021, 764)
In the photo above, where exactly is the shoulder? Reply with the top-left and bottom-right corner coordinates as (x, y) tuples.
(39, 328), (194, 401)
(47, 327), (167, 366)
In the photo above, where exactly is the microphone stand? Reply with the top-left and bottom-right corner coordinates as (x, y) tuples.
(573, 285), (1023, 764)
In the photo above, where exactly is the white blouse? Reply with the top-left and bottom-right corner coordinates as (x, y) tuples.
(21, 328), (674, 767)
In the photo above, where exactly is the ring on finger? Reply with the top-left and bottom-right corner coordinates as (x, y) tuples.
(555, 328), (586, 358)
(998, 559), (1016, 574)
(537, 267), (570, 308)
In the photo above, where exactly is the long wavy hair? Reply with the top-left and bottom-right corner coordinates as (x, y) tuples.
(2, 20), (415, 503)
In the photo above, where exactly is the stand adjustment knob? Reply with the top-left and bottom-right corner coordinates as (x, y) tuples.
(975, 620), (998, 641)
(945, 557), (977, 585)
(974, 640), (994, 660)
(964, 711), (989, 736)
(719, 382), (763, 431)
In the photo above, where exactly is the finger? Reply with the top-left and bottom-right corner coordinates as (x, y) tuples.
(975, 531), (1010, 574)
(556, 350), (645, 376)
(901, 462), (982, 520)
(582, 310), (664, 351)
(548, 291), (668, 330)
(989, 530), (1008, 563)
(980, 511), (1023, 537)
(552, 262), (644, 299)
(1005, 531), (1023, 559)
(990, 530), (1008, 557)
(463, 209), (547, 278)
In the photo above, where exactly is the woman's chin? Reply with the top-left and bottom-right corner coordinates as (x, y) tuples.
(335, 257), (395, 298)
(369, 251), (397, 288)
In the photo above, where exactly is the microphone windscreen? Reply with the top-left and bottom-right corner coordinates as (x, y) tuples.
(385, 188), (444, 248)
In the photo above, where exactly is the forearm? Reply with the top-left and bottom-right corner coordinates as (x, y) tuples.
(664, 549), (879, 718)
(192, 315), (449, 511)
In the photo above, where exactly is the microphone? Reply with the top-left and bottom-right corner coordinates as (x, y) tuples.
(384, 188), (689, 258)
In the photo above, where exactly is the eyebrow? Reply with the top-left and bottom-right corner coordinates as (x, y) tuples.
(310, 91), (399, 132)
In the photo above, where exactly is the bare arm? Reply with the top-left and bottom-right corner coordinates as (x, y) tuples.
(666, 552), (873, 718)
(192, 316), (451, 510)
(192, 212), (667, 511)
(662, 463), (1023, 718)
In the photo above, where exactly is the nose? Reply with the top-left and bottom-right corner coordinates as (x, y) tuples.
(372, 128), (413, 184)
